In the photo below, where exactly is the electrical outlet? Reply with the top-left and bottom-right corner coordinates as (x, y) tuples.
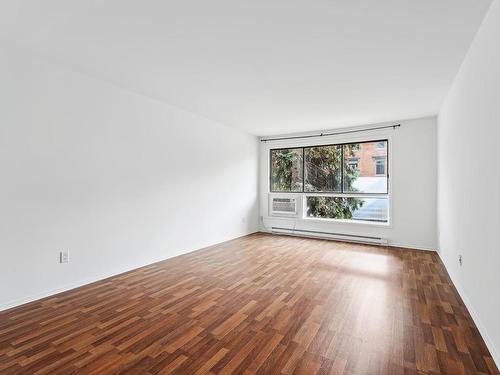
(459, 255), (462, 267)
(60, 250), (69, 263)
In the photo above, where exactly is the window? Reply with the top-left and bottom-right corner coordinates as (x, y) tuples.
(270, 139), (389, 223)
(306, 196), (389, 223)
(304, 145), (342, 192)
(347, 157), (359, 169)
(375, 158), (386, 175)
(270, 148), (303, 192)
(343, 141), (388, 193)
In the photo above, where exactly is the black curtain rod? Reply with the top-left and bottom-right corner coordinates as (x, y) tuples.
(260, 124), (401, 142)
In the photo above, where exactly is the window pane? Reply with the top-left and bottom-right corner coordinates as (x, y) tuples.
(375, 159), (385, 175)
(270, 148), (303, 191)
(304, 145), (342, 192)
(343, 141), (388, 193)
(306, 196), (389, 223)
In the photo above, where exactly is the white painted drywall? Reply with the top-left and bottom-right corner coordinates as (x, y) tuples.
(259, 117), (437, 250)
(0, 1), (492, 135)
(0, 47), (259, 310)
(438, 0), (500, 364)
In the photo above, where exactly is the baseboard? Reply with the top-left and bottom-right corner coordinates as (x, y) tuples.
(438, 253), (500, 368)
(0, 231), (258, 312)
(0, 266), (148, 311)
(261, 229), (436, 252)
(388, 242), (436, 252)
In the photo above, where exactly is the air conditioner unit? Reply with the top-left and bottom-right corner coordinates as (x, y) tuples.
(270, 196), (298, 216)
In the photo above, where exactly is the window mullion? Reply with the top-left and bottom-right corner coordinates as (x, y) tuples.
(341, 144), (344, 194)
(302, 147), (305, 193)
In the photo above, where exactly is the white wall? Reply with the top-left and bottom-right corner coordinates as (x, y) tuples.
(0, 47), (259, 310)
(438, 0), (500, 364)
(259, 117), (437, 250)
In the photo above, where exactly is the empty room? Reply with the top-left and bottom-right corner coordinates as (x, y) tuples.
(1, 1), (499, 374)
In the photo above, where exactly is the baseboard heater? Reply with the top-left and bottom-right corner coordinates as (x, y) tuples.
(271, 227), (388, 245)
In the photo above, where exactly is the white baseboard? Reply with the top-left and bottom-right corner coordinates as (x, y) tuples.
(2, 275), (116, 311)
(388, 241), (436, 252)
(0, 258), (166, 312)
(1, 231), (258, 312)
(438, 253), (500, 368)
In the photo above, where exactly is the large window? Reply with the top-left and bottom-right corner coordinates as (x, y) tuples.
(270, 140), (389, 223)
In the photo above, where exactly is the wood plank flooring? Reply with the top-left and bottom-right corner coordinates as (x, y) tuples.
(0, 233), (498, 374)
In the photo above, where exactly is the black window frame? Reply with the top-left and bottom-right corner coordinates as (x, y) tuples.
(269, 139), (389, 195)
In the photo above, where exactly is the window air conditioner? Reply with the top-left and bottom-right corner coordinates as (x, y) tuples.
(270, 196), (297, 216)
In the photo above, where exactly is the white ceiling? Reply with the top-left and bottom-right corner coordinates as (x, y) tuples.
(0, 1), (492, 135)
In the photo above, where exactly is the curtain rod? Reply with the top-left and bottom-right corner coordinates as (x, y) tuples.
(260, 124), (401, 142)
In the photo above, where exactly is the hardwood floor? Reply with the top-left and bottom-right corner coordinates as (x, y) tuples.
(0, 233), (498, 374)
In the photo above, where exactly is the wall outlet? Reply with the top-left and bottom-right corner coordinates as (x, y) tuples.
(60, 250), (69, 263)
(459, 254), (462, 267)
